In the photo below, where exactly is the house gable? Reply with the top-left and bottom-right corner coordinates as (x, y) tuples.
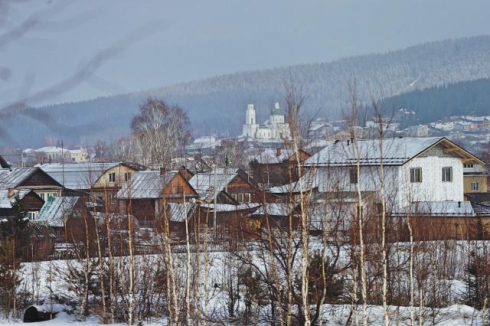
(0, 189), (44, 217)
(17, 168), (63, 189)
(18, 191), (45, 212)
(93, 163), (142, 189)
(411, 138), (484, 165)
(161, 172), (198, 199)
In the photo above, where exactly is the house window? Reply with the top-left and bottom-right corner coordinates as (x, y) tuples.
(349, 169), (358, 184)
(410, 168), (422, 183)
(245, 193), (251, 203)
(27, 211), (38, 220)
(471, 182), (480, 192)
(464, 163), (474, 168)
(124, 173), (130, 181)
(109, 172), (116, 182)
(442, 167), (452, 182)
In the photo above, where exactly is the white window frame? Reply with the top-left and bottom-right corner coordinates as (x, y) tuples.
(471, 182), (480, 192)
(27, 211), (38, 220)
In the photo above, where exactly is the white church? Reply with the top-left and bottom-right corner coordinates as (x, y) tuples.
(241, 103), (291, 142)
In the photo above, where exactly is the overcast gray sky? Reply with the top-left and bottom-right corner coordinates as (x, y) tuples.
(1, 0), (489, 108)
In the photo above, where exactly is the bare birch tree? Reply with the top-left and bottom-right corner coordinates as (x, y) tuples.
(131, 98), (190, 167)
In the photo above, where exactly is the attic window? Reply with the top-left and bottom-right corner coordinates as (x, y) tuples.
(109, 172), (116, 182)
(464, 163), (474, 168)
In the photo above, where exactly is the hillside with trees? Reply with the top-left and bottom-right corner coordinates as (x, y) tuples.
(2, 36), (490, 147)
(377, 77), (490, 124)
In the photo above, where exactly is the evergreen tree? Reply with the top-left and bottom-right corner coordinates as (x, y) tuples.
(0, 196), (30, 316)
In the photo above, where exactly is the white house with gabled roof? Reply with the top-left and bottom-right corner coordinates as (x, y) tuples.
(274, 137), (484, 215)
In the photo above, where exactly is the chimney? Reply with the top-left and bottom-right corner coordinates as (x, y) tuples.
(276, 148), (282, 157)
(7, 188), (14, 198)
(160, 167), (167, 176)
(347, 140), (350, 145)
(458, 201), (461, 208)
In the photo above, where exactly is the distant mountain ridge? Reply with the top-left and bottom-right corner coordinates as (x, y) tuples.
(2, 35), (490, 147)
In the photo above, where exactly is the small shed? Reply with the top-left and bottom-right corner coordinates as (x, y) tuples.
(23, 304), (59, 322)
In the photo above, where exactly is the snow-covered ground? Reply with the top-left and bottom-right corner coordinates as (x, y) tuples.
(2, 240), (490, 325)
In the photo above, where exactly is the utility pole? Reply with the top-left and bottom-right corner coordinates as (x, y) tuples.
(62, 141), (65, 195)
(213, 165), (217, 238)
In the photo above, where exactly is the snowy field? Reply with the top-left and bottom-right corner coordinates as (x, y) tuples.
(1, 240), (490, 325)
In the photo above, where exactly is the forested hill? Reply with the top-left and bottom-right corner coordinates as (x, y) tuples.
(378, 78), (490, 125)
(3, 36), (490, 147)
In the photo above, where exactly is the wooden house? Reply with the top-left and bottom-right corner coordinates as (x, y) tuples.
(35, 196), (94, 245)
(40, 162), (146, 207)
(249, 148), (311, 188)
(40, 162), (119, 194)
(24, 222), (56, 261)
(245, 203), (299, 231)
(199, 203), (262, 241)
(117, 170), (199, 227)
(0, 189), (45, 220)
(0, 167), (63, 201)
(0, 188), (55, 260)
(189, 167), (264, 204)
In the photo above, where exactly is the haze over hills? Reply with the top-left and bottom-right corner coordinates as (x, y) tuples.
(2, 36), (490, 148)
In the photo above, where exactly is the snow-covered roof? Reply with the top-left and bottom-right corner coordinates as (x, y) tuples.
(117, 170), (177, 199)
(247, 203), (296, 217)
(200, 203), (261, 212)
(0, 167), (37, 188)
(167, 202), (198, 222)
(395, 201), (475, 217)
(305, 137), (480, 167)
(473, 203), (490, 216)
(253, 148), (294, 164)
(36, 196), (81, 227)
(39, 163), (119, 190)
(0, 189), (30, 209)
(35, 146), (65, 153)
(68, 149), (87, 154)
(269, 169), (326, 194)
(188, 168), (238, 202)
